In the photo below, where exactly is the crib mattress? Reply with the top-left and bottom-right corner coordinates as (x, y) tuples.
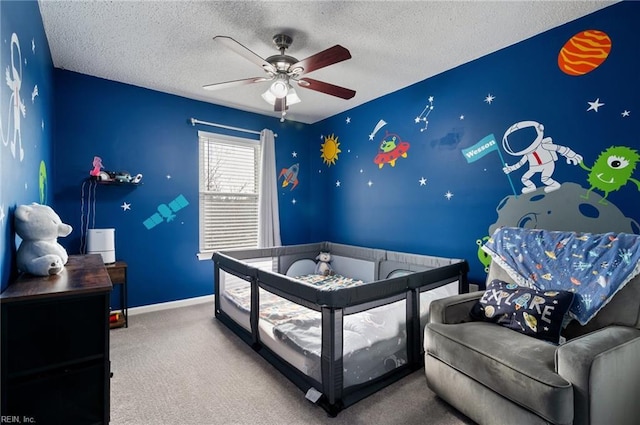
(222, 275), (408, 385)
(221, 277), (458, 387)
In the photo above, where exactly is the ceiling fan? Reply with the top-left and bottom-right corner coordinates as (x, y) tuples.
(203, 34), (356, 118)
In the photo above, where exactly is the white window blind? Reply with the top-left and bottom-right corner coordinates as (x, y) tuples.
(198, 131), (261, 253)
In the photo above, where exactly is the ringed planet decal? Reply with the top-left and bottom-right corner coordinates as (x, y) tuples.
(558, 30), (611, 76)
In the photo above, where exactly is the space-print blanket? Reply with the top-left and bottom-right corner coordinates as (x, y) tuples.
(482, 227), (640, 325)
(224, 285), (319, 326)
(295, 273), (365, 290)
(223, 274), (366, 327)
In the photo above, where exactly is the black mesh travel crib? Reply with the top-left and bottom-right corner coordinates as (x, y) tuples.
(213, 242), (469, 416)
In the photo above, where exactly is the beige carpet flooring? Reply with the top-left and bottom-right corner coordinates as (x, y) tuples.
(109, 301), (475, 425)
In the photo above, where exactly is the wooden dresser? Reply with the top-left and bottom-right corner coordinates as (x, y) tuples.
(0, 254), (112, 424)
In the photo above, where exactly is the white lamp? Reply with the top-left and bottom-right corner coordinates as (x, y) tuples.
(269, 77), (289, 98)
(261, 86), (301, 106)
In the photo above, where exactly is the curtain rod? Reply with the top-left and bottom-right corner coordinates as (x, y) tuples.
(190, 118), (262, 136)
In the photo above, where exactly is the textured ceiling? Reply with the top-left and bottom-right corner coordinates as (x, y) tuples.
(38, 1), (615, 124)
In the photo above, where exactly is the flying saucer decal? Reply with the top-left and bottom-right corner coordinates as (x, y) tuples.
(373, 131), (410, 169)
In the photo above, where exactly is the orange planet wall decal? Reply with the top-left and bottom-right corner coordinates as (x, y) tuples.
(558, 30), (611, 76)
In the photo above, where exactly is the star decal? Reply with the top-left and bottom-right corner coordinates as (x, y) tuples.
(292, 198), (297, 205)
(460, 115), (465, 120)
(32, 38), (35, 53)
(587, 98), (604, 112)
(121, 202), (131, 211)
(166, 175), (171, 179)
(484, 94), (495, 104)
(336, 180), (341, 187)
(444, 191), (454, 200)
(292, 151), (297, 157)
(367, 180), (373, 187)
(621, 110), (630, 117)
(415, 96), (435, 131)
(346, 117), (351, 124)
(419, 177), (427, 186)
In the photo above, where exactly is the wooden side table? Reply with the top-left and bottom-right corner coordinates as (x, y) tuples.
(106, 261), (128, 328)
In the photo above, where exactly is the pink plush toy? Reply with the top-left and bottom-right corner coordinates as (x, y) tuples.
(90, 156), (103, 177)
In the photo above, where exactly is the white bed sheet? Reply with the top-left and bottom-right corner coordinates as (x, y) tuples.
(220, 280), (460, 388)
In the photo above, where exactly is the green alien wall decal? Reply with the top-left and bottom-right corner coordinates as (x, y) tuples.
(579, 146), (640, 205)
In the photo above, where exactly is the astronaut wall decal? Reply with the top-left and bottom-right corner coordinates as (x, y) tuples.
(2, 33), (26, 162)
(502, 120), (582, 194)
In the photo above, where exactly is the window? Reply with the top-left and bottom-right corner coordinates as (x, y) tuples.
(198, 131), (261, 257)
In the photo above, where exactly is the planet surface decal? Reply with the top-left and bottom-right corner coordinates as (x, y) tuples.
(558, 30), (611, 76)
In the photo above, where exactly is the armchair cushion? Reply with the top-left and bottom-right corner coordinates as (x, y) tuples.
(470, 279), (575, 343)
(426, 321), (573, 424)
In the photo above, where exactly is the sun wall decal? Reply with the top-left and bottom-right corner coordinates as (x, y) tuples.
(320, 134), (341, 166)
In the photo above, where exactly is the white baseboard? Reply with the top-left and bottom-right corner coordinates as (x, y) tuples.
(129, 294), (214, 316)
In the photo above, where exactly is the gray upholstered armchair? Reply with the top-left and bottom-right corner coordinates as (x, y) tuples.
(424, 259), (640, 425)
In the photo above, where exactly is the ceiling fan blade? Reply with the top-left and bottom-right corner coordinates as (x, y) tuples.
(290, 45), (351, 76)
(297, 78), (356, 99)
(274, 97), (287, 112)
(214, 36), (276, 74)
(202, 76), (271, 91)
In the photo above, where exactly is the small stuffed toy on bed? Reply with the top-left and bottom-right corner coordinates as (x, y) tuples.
(15, 203), (72, 276)
(315, 251), (335, 276)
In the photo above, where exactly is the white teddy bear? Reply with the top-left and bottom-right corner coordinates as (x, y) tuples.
(315, 251), (335, 276)
(15, 203), (72, 276)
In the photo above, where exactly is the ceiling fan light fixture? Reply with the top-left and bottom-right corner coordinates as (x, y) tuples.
(269, 75), (289, 98)
(262, 84), (301, 107)
(286, 88), (301, 105)
(206, 34), (355, 116)
(261, 89), (277, 105)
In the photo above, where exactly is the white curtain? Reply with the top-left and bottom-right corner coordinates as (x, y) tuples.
(258, 129), (281, 248)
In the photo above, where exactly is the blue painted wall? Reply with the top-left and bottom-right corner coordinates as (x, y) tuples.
(308, 1), (640, 285)
(0, 0), (54, 291)
(3, 1), (639, 303)
(51, 71), (314, 307)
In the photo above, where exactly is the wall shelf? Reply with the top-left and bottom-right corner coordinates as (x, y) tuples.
(88, 176), (142, 186)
